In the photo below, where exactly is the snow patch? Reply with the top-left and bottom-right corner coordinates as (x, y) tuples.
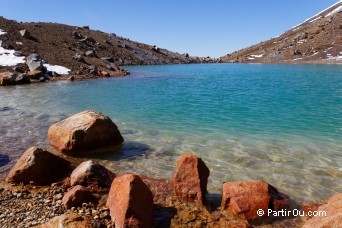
(0, 28), (6, 36)
(0, 41), (25, 66)
(325, 55), (342, 61)
(247, 57), (255, 60)
(16, 42), (23, 45)
(308, 52), (319, 57)
(325, 6), (342, 17)
(309, 16), (322, 23)
(43, 63), (71, 75)
(291, 58), (303, 61)
(250, 54), (264, 58)
(291, 1), (342, 30)
(324, 47), (333, 52)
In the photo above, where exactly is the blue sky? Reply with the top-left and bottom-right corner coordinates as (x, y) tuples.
(0, 0), (338, 57)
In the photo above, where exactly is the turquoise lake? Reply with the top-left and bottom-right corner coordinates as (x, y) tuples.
(0, 63), (341, 203)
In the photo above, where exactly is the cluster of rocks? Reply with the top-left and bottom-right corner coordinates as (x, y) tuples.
(2, 110), (341, 227)
(0, 53), (62, 86)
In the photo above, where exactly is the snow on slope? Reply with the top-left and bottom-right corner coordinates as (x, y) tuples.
(43, 63), (71, 75)
(0, 29), (25, 66)
(292, 1), (342, 30)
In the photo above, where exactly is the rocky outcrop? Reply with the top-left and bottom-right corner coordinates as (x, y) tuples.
(47, 110), (124, 153)
(303, 193), (342, 228)
(172, 154), (210, 205)
(6, 147), (71, 185)
(70, 160), (115, 188)
(106, 174), (154, 228)
(26, 53), (45, 72)
(39, 213), (92, 228)
(62, 185), (96, 209)
(221, 180), (290, 220)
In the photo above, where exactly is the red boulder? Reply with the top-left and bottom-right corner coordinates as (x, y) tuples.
(221, 180), (290, 220)
(6, 147), (71, 185)
(48, 110), (124, 153)
(106, 174), (154, 227)
(172, 154), (210, 205)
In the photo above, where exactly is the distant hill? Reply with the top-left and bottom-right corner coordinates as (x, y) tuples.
(0, 16), (214, 75)
(220, 1), (342, 64)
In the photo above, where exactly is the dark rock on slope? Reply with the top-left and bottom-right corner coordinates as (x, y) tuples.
(221, 2), (342, 64)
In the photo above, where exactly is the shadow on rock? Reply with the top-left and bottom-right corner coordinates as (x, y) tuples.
(0, 155), (10, 167)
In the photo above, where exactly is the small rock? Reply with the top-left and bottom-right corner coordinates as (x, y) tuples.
(15, 74), (30, 85)
(0, 72), (17, 86)
(85, 50), (96, 57)
(70, 160), (115, 188)
(72, 54), (85, 62)
(19, 29), (32, 39)
(101, 71), (110, 77)
(62, 185), (96, 209)
(88, 65), (98, 75)
(68, 76), (75, 81)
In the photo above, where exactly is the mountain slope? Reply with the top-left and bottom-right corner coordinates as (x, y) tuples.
(0, 16), (213, 75)
(220, 2), (342, 64)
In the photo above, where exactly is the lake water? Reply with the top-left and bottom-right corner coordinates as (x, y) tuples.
(0, 63), (341, 203)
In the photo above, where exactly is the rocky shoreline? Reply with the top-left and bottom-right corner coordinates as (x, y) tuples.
(1, 110), (341, 227)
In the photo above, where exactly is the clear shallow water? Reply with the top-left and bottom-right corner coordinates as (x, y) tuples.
(0, 63), (341, 203)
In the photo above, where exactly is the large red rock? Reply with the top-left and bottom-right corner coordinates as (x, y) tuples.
(303, 193), (342, 228)
(172, 154), (210, 205)
(221, 180), (290, 220)
(6, 147), (71, 185)
(38, 213), (92, 228)
(62, 185), (96, 209)
(106, 174), (154, 227)
(70, 160), (115, 188)
(48, 110), (124, 153)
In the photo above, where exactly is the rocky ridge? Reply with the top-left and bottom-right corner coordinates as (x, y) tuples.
(0, 16), (215, 77)
(220, 1), (342, 64)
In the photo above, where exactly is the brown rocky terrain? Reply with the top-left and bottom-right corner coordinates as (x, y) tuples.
(0, 16), (214, 76)
(220, 2), (342, 64)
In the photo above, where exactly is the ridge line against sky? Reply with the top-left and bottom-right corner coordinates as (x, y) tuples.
(0, 0), (338, 58)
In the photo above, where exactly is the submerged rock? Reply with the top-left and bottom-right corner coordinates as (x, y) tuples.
(106, 174), (154, 227)
(221, 180), (290, 220)
(6, 147), (71, 185)
(172, 153), (210, 205)
(48, 110), (124, 153)
(70, 160), (115, 188)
